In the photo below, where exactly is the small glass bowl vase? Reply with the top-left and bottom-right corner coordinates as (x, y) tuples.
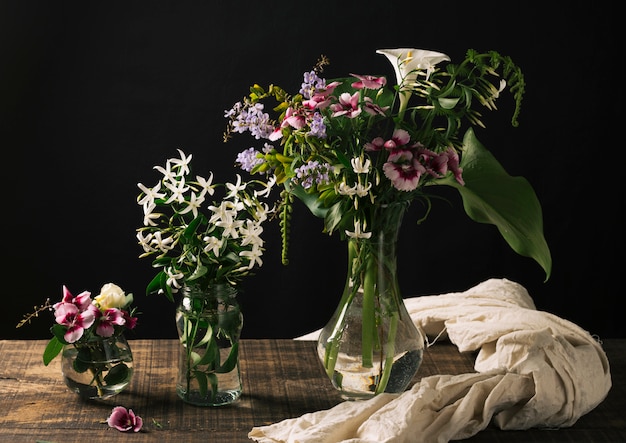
(61, 334), (134, 400)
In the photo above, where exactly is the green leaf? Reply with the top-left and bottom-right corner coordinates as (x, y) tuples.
(323, 202), (345, 234)
(441, 128), (552, 280)
(333, 148), (351, 170)
(217, 342), (239, 373)
(187, 262), (208, 282)
(193, 370), (209, 397)
(196, 323), (214, 348)
(207, 372), (218, 400)
(196, 339), (219, 368)
(50, 324), (69, 343)
(438, 97), (461, 109)
(183, 214), (206, 239)
(290, 183), (330, 219)
(146, 271), (172, 301)
(73, 347), (92, 373)
(43, 336), (64, 366)
(104, 363), (130, 385)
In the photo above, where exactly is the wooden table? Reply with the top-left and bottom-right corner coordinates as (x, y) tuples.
(1, 339), (625, 442)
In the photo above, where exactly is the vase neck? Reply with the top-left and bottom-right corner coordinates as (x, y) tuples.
(348, 202), (407, 256)
(345, 203), (407, 294)
(181, 284), (239, 314)
(183, 283), (237, 299)
(365, 202), (408, 242)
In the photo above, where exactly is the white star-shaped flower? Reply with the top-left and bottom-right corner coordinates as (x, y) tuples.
(345, 220), (372, 239)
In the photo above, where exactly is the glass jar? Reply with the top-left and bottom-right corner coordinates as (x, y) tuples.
(176, 283), (243, 406)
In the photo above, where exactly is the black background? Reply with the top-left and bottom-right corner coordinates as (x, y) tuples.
(3, 1), (622, 340)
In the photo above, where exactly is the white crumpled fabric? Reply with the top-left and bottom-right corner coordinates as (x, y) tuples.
(248, 279), (612, 443)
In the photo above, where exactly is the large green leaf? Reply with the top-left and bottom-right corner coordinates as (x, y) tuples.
(43, 336), (64, 366)
(289, 182), (329, 219)
(440, 128), (552, 280)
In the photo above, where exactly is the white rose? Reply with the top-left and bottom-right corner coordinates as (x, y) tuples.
(94, 283), (133, 309)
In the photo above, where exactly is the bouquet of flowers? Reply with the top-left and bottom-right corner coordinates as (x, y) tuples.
(223, 47), (552, 397)
(224, 48), (551, 278)
(135, 149), (276, 405)
(136, 149), (276, 299)
(17, 283), (138, 398)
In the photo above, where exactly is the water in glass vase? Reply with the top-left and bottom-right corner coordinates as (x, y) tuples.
(317, 289), (424, 400)
(324, 349), (423, 400)
(61, 335), (134, 400)
(175, 326), (242, 406)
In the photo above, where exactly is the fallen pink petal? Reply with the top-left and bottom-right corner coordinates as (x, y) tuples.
(107, 406), (143, 432)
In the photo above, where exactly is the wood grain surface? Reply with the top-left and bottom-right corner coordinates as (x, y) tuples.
(1, 339), (624, 442)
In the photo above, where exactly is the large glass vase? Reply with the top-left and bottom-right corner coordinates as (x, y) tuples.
(316, 202), (424, 400)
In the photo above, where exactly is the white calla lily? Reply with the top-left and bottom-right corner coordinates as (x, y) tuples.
(376, 48), (450, 116)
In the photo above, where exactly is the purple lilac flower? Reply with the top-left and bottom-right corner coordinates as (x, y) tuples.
(294, 161), (332, 189)
(236, 147), (264, 172)
(224, 101), (242, 118)
(229, 103), (275, 140)
(300, 71), (326, 99)
(308, 112), (327, 138)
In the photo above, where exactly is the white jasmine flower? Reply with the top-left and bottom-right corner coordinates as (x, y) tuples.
(136, 231), (154, 254)
(165, 267), (184, 291)
(137, 182), (166, 208)
(240, 245), (263, 269)
(150, 231), (175, 252)
(216, 213), (243, 239)
(164, 176), (189, 204)
(208, 201), (232, 224)
(142, 202), (162, 227)
(170, 148), (193, 176)
(254, 175), (276, 198)
(225, 174), (246, 199)
(195, 173), (215, 197)
(203, 236), (223, 257)
(179, 191), (205, 219)
(153, 160), (177, 183)
(239, 220), (264, 246)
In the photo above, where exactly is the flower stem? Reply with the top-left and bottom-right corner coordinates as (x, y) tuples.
(322, 241), (359, 377)
(361, 250), (376, 368)
(90, 366), (105, 397)
(375, 311), (398, 395)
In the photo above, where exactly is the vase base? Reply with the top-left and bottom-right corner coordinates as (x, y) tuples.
(177, 388), (242, 407)
(64, 376), (132, 400)
(327, 349), (423, 400)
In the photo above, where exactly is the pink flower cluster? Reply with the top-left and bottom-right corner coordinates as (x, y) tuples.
(53, 286), (137, 344)
(366, 128), (464, 192)
(271, 73), (389, 141)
